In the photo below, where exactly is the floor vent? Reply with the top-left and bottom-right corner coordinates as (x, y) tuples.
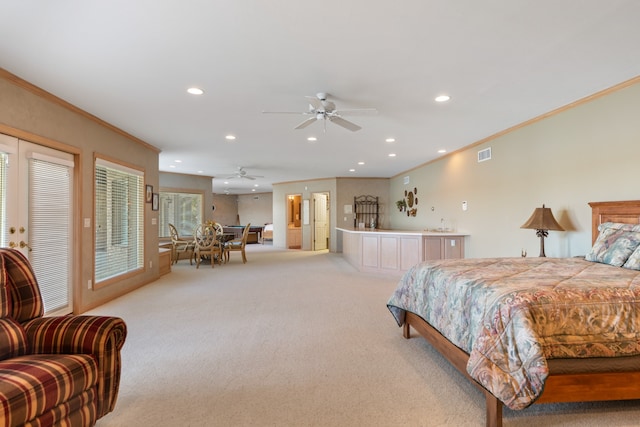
(478, 147), (492, 162)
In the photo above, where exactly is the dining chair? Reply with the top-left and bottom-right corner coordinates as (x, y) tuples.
(207, 221), (224, 239)
(193, 224), (224, 268)
(225, 223), (251, 263)
(168, 223), (195, 265)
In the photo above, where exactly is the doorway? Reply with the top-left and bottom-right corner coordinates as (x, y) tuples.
(0, 133), (75, 315)
(286, 194), (302, 249)
(313, 192), (329, 251)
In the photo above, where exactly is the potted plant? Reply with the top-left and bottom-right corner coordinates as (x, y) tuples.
(396, 199), (407, 212)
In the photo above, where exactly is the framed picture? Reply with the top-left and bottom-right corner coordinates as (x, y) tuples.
(145, 185), (153, 203)
(152, 193), (159, 211)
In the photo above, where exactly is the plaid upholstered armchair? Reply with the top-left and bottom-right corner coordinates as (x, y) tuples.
(0, 248), (127, 426)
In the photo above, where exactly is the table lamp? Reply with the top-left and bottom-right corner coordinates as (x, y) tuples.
(521, 204), (564, 257)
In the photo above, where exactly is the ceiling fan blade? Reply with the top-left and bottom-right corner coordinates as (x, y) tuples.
(329, 116), (361, 132)
(322, 100), (336, 112)
(304, 96), (323, 110)
(294, 117), (318, 130)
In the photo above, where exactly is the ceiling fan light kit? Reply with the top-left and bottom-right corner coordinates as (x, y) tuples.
(263, 92), (377, 132)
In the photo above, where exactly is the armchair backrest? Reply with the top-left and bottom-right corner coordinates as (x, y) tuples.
(1, 256), (8, 319)
(0, 248), (44, 323)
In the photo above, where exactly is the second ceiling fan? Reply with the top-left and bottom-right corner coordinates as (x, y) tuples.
(263, 93), (377, 132)
(223, 166), (263, 181)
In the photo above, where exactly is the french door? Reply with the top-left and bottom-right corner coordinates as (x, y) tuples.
(0, 133), (74, 315)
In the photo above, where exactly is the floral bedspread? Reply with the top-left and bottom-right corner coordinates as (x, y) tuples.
(387, 257), (640, 410)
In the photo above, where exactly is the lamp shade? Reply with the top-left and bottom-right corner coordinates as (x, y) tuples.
(520, 204), (564, 231)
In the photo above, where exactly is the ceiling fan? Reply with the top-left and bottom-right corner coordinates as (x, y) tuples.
(222, 166), (263, 181)
(263, 92), (377, 132)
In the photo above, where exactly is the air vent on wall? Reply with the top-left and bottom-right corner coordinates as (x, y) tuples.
(478, 147), (492, 162)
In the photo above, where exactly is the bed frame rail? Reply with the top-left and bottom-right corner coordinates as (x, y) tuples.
(404, 296), (640, 427)
(404, 312), (503, 427)
(401, 201), (640, 426)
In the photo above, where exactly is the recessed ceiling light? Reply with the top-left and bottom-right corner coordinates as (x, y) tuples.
(197, 170), (203, 174)
(438, 149), (447, 154)
(385, 138), (395, 143)
(358, 161), (365, 165)
(225, 135), (236, 141)
(349, 169), (356, 172)
(169, 165), (176, 168)
(251, 189), (256, 192)
(223, 181), (229, 185)
(388, 153), (396, 157)
(254, 184), (259, 187)
(307, 137), (317, 142)
(435, 95), (451, 102)
(174, 159), (182, 163)
(187, 87), (204, 95)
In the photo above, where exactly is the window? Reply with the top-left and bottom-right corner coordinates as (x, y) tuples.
(95, 158), (144, 284)
(158, 191), (203, 238)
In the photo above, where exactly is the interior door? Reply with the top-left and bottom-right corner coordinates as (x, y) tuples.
(313, 192), (329, 251)
(0, 133), (74, 315)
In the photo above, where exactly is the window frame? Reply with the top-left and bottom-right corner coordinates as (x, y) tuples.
(94, 156), (145, 288)
(158, 188), (204, 240)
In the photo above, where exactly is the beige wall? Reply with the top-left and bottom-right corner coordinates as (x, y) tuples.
(212, 194), (239, 226)
(237, 193), (273, 227)
(390, 80), (640, 258)
(336, 178), (390, 229)
(1, 70), (160, 313)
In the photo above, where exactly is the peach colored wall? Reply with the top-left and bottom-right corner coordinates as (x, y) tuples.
(389, 80), (640, 258)
(1, 72), (159, 313)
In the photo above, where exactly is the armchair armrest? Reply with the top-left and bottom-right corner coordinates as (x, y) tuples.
(23, 315), (127, 418)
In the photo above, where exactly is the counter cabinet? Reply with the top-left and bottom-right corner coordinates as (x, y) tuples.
(338, 228), (467, 276)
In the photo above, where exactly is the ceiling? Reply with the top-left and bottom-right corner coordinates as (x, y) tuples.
(2, 1), (640, 194)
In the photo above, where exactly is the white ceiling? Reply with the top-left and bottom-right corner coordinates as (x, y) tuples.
(2, 1), (640, 194)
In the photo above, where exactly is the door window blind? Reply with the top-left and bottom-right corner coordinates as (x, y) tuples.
(29, 155), (73, 313)
(95, 158), (144, 283)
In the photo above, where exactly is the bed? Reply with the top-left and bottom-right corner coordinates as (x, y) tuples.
(387, 200), (640, 427)
(262, 223), (273, 243)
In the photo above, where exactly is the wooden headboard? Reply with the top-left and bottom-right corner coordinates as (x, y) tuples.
(589, 200), (640, 244)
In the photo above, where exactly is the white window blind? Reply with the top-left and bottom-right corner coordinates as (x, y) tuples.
(28, 156), (73, 313)
(159, 192), (203, 238)
(95, 158), (144, 283)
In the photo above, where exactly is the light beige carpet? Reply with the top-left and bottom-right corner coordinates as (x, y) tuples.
(91, 245), (640, 426)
